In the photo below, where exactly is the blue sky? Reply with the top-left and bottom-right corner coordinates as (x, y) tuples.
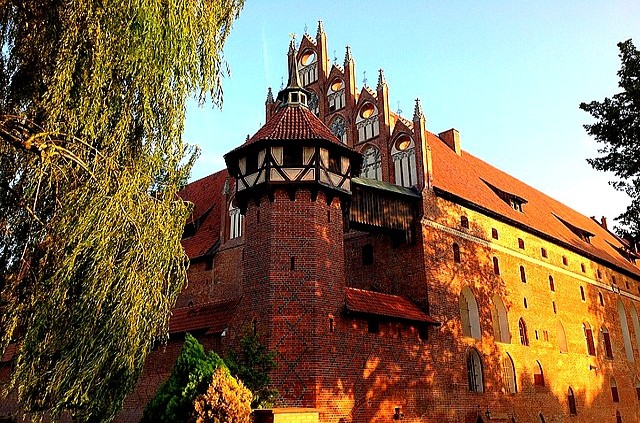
(184, 1), (639, 226)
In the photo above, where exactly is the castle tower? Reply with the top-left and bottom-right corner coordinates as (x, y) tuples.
(224, 40), (362, 406)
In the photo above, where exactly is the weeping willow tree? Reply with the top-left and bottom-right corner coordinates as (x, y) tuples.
(0, 1), (243, 421)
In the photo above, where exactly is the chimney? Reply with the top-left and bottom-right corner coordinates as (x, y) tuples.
(600, 216), (608, 230)
(438, 128), (461, 155)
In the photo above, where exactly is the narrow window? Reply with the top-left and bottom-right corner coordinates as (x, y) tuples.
(518, 238), (525, 249)
(501, 353), (517, 393)
(635, 379), (640, 401)
(584, 322), (596, 356)
(611, 378), (619, 402)
(617, 300), (635, 362)
(568, 387), (577, 415)
(453, 243), (461, 263)
(581, 263), (586, 273)
(541, 247), (547, 258)
(519, 318), (529, 346)
(612, 275), (617, 285)
(418, 325), (428, 341)
(534, 361), (545, 386)
(543, 330), (549, 342)
(558, 321), (568, 353)
(467, 349), (484, 392)
(491, 228), (499, 239)
(580, 286), (586, 302)
(460, 215), (469, 229)
(603, 327), (613, 359)
(549, 275), (555, 292)
(597, 269), (602, 279)
(626, 281), (630, 289)
(493, 257), (500, 275)
(327, 209), (331, 222)
(329, 317), (334, 333)
(204, 255), (214, 270)
(368, 319), (380, 334)
(290, 256), (296, 271)
(362, 244), (373, 266)
(524, 297), (528, 309)
(534, 329), (538, 340)
(539, 413), (546, 423)
(552, 301), (557, 314)
(520, 265), (526, 283)
(563, 256), (568, 266)
(616, 410), (622, 423)
(599, 292), (604, 306)
(252, 318), (257, 335)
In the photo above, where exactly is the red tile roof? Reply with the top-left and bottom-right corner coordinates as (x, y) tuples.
(169, 298), (240, 334)
(344, 287), (439, 325)
(427, 132), (640, 279)
(246, 105), (343, 146)
(179, 170), (229, 259)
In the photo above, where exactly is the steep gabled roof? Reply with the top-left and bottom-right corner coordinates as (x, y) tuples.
(427, 132), (640, 279)
(179, 170), (229, 259)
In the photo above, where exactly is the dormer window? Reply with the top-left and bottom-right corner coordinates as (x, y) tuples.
(554, 214), (595, 244)
(482, 179), (527, 213)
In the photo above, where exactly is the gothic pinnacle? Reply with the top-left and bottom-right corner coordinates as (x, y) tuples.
(377, 69), (386, 90)
(266, 87), (274, 104)
(413, 98), (424, 121)
(344, 45), (353, 65)
(316, 20), (325, 37)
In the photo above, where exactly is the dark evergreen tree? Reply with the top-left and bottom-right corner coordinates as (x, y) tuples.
(580, 39), (640, 244)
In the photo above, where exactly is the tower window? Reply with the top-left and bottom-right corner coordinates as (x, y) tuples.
(518, 318), (529, 346)
(552, 301), (557, 314)
(520, 266), (527, 283)
(329, 317), (334, 333)
(368, 319), (380, 334)
(597, 269), (602, 279)
(283, 145), (303, 166)
(581, 263), (586, 273)
(518, 238), (525, 249)
(584, 322), (596, 356)
(599, 292), (604, 306)
(524, 297), (528, 309)
(541, 247), (547, 258)
(460, 215), (469, 229)
(290, 256), (296, 271)
(362, 244), (373, 266)
(611, 378), (619, 402)
(492, 228), (499, 239)
(580, 286), (586, 302)
(493, 257), (500, 275)
(603, 327), (613, 359)
(549, 275), (555, 292)
(562, 256), (568, 266)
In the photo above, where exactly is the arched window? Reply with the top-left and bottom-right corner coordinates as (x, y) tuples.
(611, 377), (620, 402)
(452, 243), (461, 263)
(491, 294), (510, 343)
(583, 322), (596, 356)
(460, 287), (481, 339)
(467, 349), (484, 392)
(616, 410), (623, 423)
(630, 304), (640, 353)
(308, 91), (319, 116)
(567, 387), (577, 415)
(460, 215), (469, 228)
(533, 361), (545, 386)
(229, 202), (244, 239)
(519, 266), (527, 283)
(549, 275), (555, 292)
(518, 318), (529, 346)
(501, 353), (517, 393)
(493, 257), (500, 275)
(557, 321), (568, 353)
(618, 300), (635, 362)
(327, 78), (345, 111)
(391, 134), (417, 188)
(602, 326), (614, 359)
(356, 102), (379, 141)
(361, 146), (382, 180)
(329, 115), (347, 143)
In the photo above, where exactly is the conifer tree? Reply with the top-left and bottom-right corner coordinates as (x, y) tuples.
(580, 39), (640, 243)
(0, 1), (243, 421)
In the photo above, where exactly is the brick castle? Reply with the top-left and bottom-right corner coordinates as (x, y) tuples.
(4, 22), (640, 423)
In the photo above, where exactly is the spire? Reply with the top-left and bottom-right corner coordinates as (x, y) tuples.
(266, 87), (274, 104)
(377, 68), (386, 90)
(344, 45), (353, 65)
(276, 39), (310, 107)
(413, 98), (424, 121)
(316, 20), (325, 38)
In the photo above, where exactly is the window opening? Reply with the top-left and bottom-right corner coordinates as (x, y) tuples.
(580, 286), (585, 302)
(368, 319), (380, 334)
(541, 247), (547, 258)
(283, 145), (303, 166)
(460, 215), (469, 229)
(549, 275), (555, 292)
(492, 228), (499, 239)
(460, 287), (481, 339)
(467, 349), (484, 393)
(581, 263), (586, 273)
(524, 298), (528, 309)
(518, 238), (525, 249)
(362, 244), (373, 266)
(557, 321), (568, 353)
(568, 387), (577, 415)
(453, 243), (461, 263)
(599, 292), (604, 306)
(611, 378), (619, 402)
(518, 318), (529, 346)
(520, 266), (526, 283)
(603, 327), (613, 359)
(290, 256), (295, 271)
(493, 257), (500, 275)
(563, 256), (568, 266)
(534, 361), (545, 386)
(618, 300), (635, 362)
(584, 322), (596, 356)
(502, 354), (517, 393)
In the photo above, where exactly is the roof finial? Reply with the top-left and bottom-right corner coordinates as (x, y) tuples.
(362, 70), (368, 88)
(344, 45), (353, 65)
(286, 39), (302, 90)
(280, 76), (284, 91)
(397, 101), (402, 115)
(266, 87), (274, 104)
(316, 20), (325, 37)
(413, 98), (424, 121)
(304, 22), (308, 34)
(377, 68), (386, 90)
(275, 38), (309, 107)
(333, 49), (338, 64)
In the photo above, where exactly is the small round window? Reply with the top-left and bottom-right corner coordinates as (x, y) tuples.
(395, 135), (412, 151)
(300, 50), (316, 66)
(360, 103), (375, 119)
(331, 79), (344, 91)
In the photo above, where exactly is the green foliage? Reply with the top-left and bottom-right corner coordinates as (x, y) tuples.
(580, 39), (640, 241)
(141, 334), (227, 423)
(226, 332), (278, 409)
(193, 367), (252, 423)
(0, 1), (243, 421)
